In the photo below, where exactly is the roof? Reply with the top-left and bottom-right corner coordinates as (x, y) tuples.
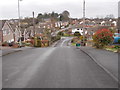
(9, 22), (18, 32)
(87, 26), (110, 33)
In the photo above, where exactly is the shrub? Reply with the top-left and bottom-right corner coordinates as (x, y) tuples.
(57, 31), (64, 36)
(80, 36), (87, 41)
(93, 28), (114, 48)
(56, 35), (61, 40)
(34, 37), (41, 47)
(71, 37), (80, 44)
(118, 39), (120, 44)
(2, 41), (8, 46)
(114, 45), (120, 49)
(74, 32), (81, 36)
(51, 35), (61, 43)
(80, 36), (83, 40)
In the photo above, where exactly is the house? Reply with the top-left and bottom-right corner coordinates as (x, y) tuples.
(55, 22), (62, 28)
(9, 20), (21, 42)
(112, 21), (117, 26)
(79, 20), (96, 28)
(24, 23), (45, 40)
(0, 20), (22, 44)
(100, 19), (117, 27)
(25, 26), (34, 38)
(2, 20), (15, 43)
(0, 20), (6, 45)
(72, 28), (87, 35)
(104, 21), (112, 26)
(101, 21), (105, 26)
(94, 20), (102, 26)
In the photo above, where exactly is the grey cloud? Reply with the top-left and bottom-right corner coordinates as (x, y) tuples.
(1, 1), (119, 19)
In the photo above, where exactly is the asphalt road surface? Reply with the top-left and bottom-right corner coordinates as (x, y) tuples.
(3, 37), (118, 88)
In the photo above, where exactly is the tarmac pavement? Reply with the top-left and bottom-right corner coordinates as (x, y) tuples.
(1, 47), (34, 56)
(80, 46), (118, 82)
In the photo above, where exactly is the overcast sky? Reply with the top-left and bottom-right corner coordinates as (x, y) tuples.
(0, 0), (119, 19)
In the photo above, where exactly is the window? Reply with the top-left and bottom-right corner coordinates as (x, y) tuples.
(3, 29), (10, 36)
(3, 30), (7, 36)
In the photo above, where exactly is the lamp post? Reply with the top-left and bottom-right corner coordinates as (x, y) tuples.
(118, 1), (120, 33)
(18, 0), (22, 48)
(83, 0), (86, 46)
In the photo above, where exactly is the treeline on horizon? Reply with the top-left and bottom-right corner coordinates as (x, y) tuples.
(12, 10), (117, 29)
(19, 10), (70, 28)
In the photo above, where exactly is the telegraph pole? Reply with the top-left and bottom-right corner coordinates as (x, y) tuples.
(33, 11), (35, 36)
(83, 0), (86, 46)
(33, 11), (36, 47)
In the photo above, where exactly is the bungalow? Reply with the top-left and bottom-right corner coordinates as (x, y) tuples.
(112, 21), (117, 26)
(101, 20), (117, 27)
(94, 20), (102, 26)
(72, 28), (87, 35)
(79, 20), (95, 27)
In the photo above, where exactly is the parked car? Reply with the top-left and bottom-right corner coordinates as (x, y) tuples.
(113, 33), (120, 43)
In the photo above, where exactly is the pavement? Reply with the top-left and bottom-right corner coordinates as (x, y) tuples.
(80, 46), (118, 82)
(2, 37), (118, 88)
(1, 47), (34, 56)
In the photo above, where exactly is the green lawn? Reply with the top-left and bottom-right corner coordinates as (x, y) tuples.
(104, 45), (120, 53)
(71, 43), (76, 46)
(105, 48), (118, 52)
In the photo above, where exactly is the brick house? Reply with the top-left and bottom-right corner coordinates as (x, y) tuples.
(2, 21), (15, 43)
(0, 20), (5, 45)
